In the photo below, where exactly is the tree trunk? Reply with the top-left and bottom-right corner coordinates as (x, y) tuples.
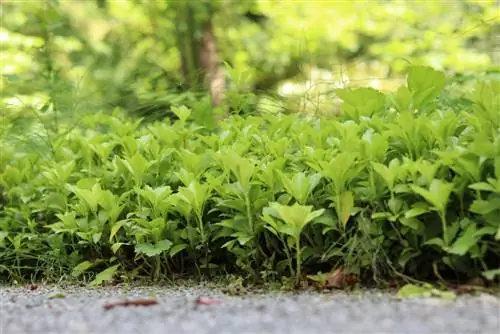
(174, 3), (226, 112)
(199, 20), (225, 108)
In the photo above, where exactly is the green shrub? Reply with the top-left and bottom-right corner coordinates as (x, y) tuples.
(0, 66), (499, 287)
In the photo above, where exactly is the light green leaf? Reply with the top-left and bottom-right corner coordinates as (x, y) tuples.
(90, 264), (120, 286)
(171, 105), (191, 123)
(278, 171), (321, 204)
(336, 87), (386, 119)
(66, 184), (100, 213)
(47, 292), (66, 299)
(372, 159), (401, 192)
(397, 283), (433, 298)
(410, 179), (453, 214)
(339, 191), (354, 227)
(399, 217), (423, 231)
(447, 223), (479, 256)
(175, 181), (212, 219)
(111, 242), (126, 254)
(389, 86), (412, 112)
(469, 198), (500, 215)
(424, 237), (445, 248)
(135, 239), (173, 257)
(371, 212), (392, 220)
(71, 261), (94, 278)
(470, 180), (499, 194)
(169, 244), (188, 257)
(265, 202), (324, 238)
(109, 219), (128, 242)
(407, 66), (446, 110)
(121, 152), (150, 184)
(92, 232), (102, 244)
(404, 207), (429, 218)
(482, 268), (500, 281)
(397, 283), (455, 300)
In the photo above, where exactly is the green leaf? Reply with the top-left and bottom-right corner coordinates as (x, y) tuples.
(397, 283), (455, 300)
(482, 268), (500, 281)
(264, 202), (324, 239)
(0, 231), (8, 247)
(339, 191), (354, 227)
(404, 207), (429, 218)
(135, 185), (172, 210)
(407, 66), (446, 111)
(171, 105), (191, 123)
(424, 237), (445, 248)
(66, 184), (100, 213)
(336, 87), (386, 120)
(469, 198), (500, 215)
(471, 179), (500, 194)
(47, 292), (66, 299)
(135, 239), (173, 257)
(71, 261), (94, 278)
(387, 197), (403, 215)
(372, 159), (401, 192)
(277, 171), (322, 204)
(371, 212), (392, 220)
(174, 181), (212, 219)
(398, 248), (421, 268)
(90, 264), (120, 286)
(169, 244), (188, 257)
(399, 217), (423, 231)
(468, 80), (500, 128)
(92, 232), (102, 244)
(397, 283), (433, 298)
(121, 152), (150, 184)
(473, 226), (497, 238)
(447, 223), (479, 256)
(111, 242), (126, 254)
(410, 179), (453, 214)
(389, 86), (412, 112)
(109, 220), (128, 242)
(309, 152), (361, 194)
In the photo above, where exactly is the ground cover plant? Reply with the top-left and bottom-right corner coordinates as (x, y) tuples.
(1, 65), (499, 292)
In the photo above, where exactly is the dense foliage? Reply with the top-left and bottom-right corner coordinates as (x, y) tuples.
(1, 0), (499, 291)
(1, 66), (499, 288)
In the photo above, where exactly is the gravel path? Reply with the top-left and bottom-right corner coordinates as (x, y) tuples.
(1, 284), (499, 334)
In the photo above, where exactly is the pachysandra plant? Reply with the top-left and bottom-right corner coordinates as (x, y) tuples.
(263, 202), (325, 286)
(1, 65), (499, 286)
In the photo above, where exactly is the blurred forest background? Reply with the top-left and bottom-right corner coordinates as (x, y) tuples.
(1, 0), (499, 126)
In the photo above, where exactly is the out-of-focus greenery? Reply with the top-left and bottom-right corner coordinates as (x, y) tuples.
(1, 0), (499, 120)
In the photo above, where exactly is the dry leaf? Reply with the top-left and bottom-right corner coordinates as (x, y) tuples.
(195, 296), (222, 305)
(466, 276), (486, 287)
(325, 267), (358, 289)
(103, 298), (158, 310)
(455, 276), (487, 293)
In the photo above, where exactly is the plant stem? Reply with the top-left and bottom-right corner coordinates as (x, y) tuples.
(439, 211), (449, 246)
(295, 236), (301, 287)
(245, 195), (254, 234)
(154, 255), (160, 281)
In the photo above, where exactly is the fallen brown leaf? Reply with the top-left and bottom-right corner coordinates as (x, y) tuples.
(103, 298), (158, 310)
(195, 296), (222, 305)
(454, 276), (487, 293)
(26, 284), (39, 291)
(325, 267), (358, 289)
(466, 276), (487, 287)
